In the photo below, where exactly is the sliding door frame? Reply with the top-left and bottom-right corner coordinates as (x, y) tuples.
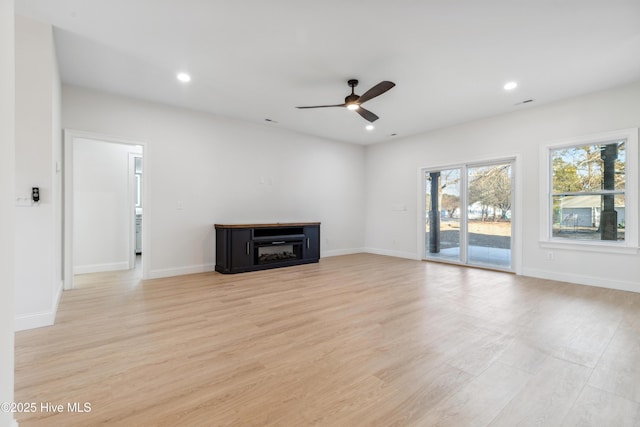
(418, 155), (522, 274)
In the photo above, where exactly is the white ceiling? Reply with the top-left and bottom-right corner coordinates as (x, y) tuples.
(15, 0), (640, 145)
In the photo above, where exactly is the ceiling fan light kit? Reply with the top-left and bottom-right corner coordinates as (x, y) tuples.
(297, 79), (395, 123)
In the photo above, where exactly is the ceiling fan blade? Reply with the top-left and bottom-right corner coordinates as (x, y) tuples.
(357, 81), (395, 105)
(355, 106), (379, 122)
(296, 104), (345, 109)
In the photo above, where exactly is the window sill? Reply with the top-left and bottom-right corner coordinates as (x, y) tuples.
(540, 240), (639, 255)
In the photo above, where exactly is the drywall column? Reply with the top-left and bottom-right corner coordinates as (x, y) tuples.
(0, 2), (16, 426)
(14, 16), (62, 331)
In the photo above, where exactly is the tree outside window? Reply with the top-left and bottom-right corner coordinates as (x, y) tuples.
(550, 140), (626, 241)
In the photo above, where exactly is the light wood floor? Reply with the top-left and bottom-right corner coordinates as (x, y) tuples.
(14, 254), (640, 426)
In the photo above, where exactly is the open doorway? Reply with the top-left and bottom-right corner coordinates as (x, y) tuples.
(131, 153), (143, 268)
(63, 130), (149, 290)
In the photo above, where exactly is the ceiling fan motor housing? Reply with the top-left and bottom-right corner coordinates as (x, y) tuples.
(345, 94), (360, 104)
(346, 80), (360, 105)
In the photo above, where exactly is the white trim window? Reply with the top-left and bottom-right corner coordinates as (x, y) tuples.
(541, 128), (638, 251)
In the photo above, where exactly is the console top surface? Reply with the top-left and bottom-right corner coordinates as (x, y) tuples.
(214, 222), (320, 229)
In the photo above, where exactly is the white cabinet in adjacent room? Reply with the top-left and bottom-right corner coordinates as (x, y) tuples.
(135, 214), (142, 254)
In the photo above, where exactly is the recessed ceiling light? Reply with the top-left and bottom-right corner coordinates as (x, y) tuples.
(177, 72), (191, 83)
(366, 124), (374, 131)
(504, 81), (518, 91)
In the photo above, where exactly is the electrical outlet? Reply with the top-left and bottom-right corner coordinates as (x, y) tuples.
(547, 251), (554, 261)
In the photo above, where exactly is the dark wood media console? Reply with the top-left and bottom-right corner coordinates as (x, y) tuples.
(215, 222), (320, 274)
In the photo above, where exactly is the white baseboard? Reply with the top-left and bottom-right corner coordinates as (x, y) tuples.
(74, 261), (129, 275)
(321, 248), (364, 258)
(522, 267), (640, 293)
(14, 312), (45, 331)
(149, 263), (215, 279)
(364, 247), (420, 261)
(52, 280), (63, 321)
(150, 251), (420, 278)
(14, 281), (63, 331)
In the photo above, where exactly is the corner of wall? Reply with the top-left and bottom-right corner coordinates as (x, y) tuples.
(14, 280), (62, 332)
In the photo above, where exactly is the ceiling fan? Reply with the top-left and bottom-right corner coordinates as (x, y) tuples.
(296, 79), (395, 123)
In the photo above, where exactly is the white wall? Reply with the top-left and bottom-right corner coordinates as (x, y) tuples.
(365, 81), (640, 292)
(14, 16), (62, 331)
(62, 85), (366, 278)
(73, 139), (140, 274)
(0, 1), (16, 425)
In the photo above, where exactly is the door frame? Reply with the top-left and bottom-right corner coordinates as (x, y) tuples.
(418, 155), (522, 274)
(63, 129), (150, 290)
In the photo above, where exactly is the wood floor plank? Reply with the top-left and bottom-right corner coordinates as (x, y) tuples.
(415, 362), (532, 427)
(561, 385), (639, 427)
(588, 318), (640, 404)
(13, 253), (640, 426)
(348, 360), (474, 426)
(496, 337), (549, 375)
(487, 356), (592, 427)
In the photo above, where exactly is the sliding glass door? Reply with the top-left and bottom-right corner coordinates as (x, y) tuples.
(425, 168), (462, 263)
(424, 160), (513, 270)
